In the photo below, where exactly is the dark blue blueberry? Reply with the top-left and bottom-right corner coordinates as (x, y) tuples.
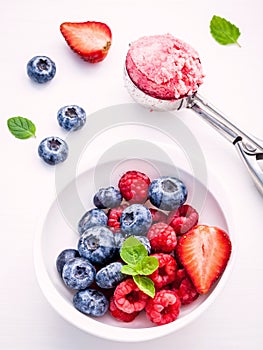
(120, 204), (152, 236)
(57, 105), (86, 132)
(38, 136), (68, 165)
(148, 176), (188, 211)
(61, 257), (96, 290)
(114, 232), (126, 252)
(56, 249), (80, 276)
(73, 289), (109, 317)
(93, 186), (122, 209)
(27, 55), (56, 83)
(78, 208), (108, 235)
(78, 225), (117, 265)
(96, 262), (126, 289)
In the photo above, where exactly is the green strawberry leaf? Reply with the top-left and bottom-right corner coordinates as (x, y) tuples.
(120, 236), (148, 266)
(133, 275), (155, 298)
(7, 116), (36, 139)
(134, 256), (159, 275)
(121, 264), (138, 276)
(210, 15), (241, 47)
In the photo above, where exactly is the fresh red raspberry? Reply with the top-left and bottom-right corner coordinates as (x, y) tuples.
(107, 204), (128, 232)
(149, 208), (167, 224)
(167, 204), (199, 235)
(118, 170), (150, 204)
(149, 253), (177, 289)
(170, 268), (199, 305)
(145, 290), (181, 325)
(147, 222), (177, 253)
(113, 278), (149, 313)
(109, 297), (139, 322)
(171, 268), (187, 289)
(176, 277), (199, 305)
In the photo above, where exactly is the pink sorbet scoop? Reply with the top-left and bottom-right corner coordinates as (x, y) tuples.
(125, 34), (204, 100)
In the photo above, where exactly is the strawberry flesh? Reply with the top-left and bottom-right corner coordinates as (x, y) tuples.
(177, 225), (232, 294)
(60, 21), (112, 63)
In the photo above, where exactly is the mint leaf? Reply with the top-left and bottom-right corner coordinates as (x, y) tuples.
(133, 275), (155, 298)
(134, 256), (159, 275)
(210, 15), (241, 47)
(120, 236), (148, 266)
(7, 116), (36, 139)
(120, 237), (158, 297)
(121, 265), (138, 276)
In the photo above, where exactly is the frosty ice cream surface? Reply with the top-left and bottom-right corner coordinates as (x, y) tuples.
(125, 34), (204, 100)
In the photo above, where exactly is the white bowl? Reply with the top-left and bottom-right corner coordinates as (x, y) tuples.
(34, 159), (235, 342)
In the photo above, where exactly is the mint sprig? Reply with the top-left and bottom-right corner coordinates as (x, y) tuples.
(120, 236), (159, 298)
(120, 236), (148, 266)
(7, 116), (36, 139)
(133, 275), (155, 298)
(210, 15), (241, 47)
(134, 256), (159, 275)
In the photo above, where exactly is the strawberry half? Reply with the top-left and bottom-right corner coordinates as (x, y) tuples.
(177, 225), (232, 294)
(60, 21), (112, 63)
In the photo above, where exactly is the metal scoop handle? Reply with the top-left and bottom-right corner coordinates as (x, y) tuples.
(188, 93), (263, 195)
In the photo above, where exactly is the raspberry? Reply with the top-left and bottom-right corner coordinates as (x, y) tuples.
(107, 204), (128, 232)
(118, 170), (150, 204)
(176, 277), (199, 305)
(113, 278), (149, 313)
(171, 269), (199, 305)
(167, 204), (199, 235)
(147, 222), (177, 253)
(149, 253), (177, 289)
(149, 208), (167, 224)
(171, 268), (187, 289)
(145, 290), (181, 325)
(109, 297), (139, 322)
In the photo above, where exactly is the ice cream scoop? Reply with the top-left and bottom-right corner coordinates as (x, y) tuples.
(126, 34), (204, 101)
(124, 34), (263, 195)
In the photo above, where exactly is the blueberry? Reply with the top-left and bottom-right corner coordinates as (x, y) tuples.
(120, 204), (152, 236)
(61, 257), (96, 290)
(73, 289), (109, 317)
(56, 249), (80, 275)
(114, 232), (126, 252)
(27, 55), (56, 83)
(96, 262), (126, 289)
(38, 136), (68, 165)
(93, 186), (122, 209)
(78, 208), (108, 235)
(78, 225), (117, 265)
(132, 235), (151, 254)
(57, 105), (86, 132)
(148, 176), (187, 211)
(117, 234), (151, 254)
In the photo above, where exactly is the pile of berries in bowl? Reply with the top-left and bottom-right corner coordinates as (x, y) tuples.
(55, 169), (232, 332)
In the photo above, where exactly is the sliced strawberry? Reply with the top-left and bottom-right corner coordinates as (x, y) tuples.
(177, 225), (232, 294)
(60, 21), (112, 63)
